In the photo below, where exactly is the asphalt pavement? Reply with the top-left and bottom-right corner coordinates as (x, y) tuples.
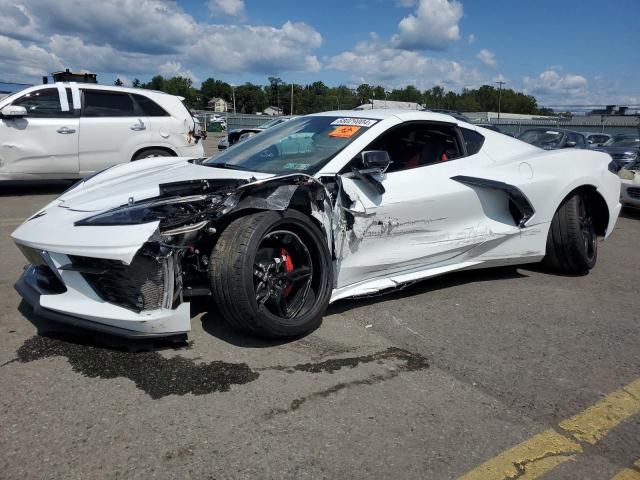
(0, 144), (638, 479)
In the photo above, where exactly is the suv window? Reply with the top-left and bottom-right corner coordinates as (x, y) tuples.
(12, 88), (75, 118)
(133, 94), (169, 116)
(83, 90), (136, 117)
(461, 128), (485, 155)
(363, 123), (463, 173)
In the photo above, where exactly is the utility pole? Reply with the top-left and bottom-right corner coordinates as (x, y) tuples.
(290, 83), (294, 116)
(231, 85), (236, 113)
(495, 80), (505, 120)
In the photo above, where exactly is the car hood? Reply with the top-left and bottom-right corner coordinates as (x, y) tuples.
(57, 156), (272, 212)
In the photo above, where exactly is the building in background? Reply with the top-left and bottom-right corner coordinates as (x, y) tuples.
(354, 99), (423, 110)
(207, 97), (230, 112)
(263, 106), (283, 116)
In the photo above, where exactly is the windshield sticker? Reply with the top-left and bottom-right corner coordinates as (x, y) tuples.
(283, 163), (312, 170)
(330, 118), (378, 128)
(329, 125), (361, 138)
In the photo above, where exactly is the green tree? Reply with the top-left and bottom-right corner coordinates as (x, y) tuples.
(132, 78), (141, 88)
(114, 78), (123, 86)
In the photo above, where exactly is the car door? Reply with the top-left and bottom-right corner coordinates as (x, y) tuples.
(78, 89), (150, 174)
(0, 87), (79, 177)
(334, 122), (509, 289)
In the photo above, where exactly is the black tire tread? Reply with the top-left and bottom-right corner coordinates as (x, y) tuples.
(542, 193), (596, 274)
(209, 210), (331, 337)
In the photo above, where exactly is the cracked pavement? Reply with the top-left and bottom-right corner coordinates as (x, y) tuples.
(0, 162), (638, 479)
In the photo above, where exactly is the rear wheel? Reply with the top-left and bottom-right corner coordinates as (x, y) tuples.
(209, 210), (332, 337)
(132, 148), (174, 161)
(542, 192), (597, 274)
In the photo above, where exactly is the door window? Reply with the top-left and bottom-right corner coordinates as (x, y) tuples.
(360, 123), (464, 173)
(12, 88), (75, 118)
(83, 90), (136, 117)
(132, 94), (169, 116)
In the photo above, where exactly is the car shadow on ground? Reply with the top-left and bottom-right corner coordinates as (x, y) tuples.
(15, 266), (530, 352)
(0, 180), (75, 197)
(18, 300), (190, 353)
(327, 265), (527, 315)
(198, 299), (303, 349)
(620, 207), (640, 220)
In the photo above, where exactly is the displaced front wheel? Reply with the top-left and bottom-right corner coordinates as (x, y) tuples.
(542, 192), (597, 274)
(209, 210), (333, 337)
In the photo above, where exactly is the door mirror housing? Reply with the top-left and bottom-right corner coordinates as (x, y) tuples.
(1, 105), (27, 118)
(360, 150), (392, 173)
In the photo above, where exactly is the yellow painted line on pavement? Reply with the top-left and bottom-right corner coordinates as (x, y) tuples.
(458, 429), (581, 480)
(559, 379), (640, 444)
(611, 460), (640, 480)
(459, 379), (640, 480)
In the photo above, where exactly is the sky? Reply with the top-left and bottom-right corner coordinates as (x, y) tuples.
(1, 0), (638, 110)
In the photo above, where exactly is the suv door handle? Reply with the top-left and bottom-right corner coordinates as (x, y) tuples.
(130, 120), (146, 131)
(56, 127), (76, 134)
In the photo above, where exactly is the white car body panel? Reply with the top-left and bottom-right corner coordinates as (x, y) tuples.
(11, 110), (621, 337)
(0, 83), (204, 180)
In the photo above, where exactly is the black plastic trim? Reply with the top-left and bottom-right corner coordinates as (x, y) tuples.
(451, 175), (535, 227)
(15, 266), (187, 339)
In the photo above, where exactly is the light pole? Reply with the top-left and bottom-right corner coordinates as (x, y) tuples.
(290, 83), (294, 115)
(495, 80), (505, 120)
(231, 85), (236, 113)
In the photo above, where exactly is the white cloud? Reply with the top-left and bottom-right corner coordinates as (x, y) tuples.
(523, 69), (588, 95)
(476, 49), (496, 67)
(327, 37), (481, 90)
(187, 21), (323, 74)
(0, 1), (324, 83)
(391, 0), (463, 50)
(467, 33), (475, 44)
(0, 34), (63, 81)
(158, 61), (199, 82)
(208, 0), (246, 18)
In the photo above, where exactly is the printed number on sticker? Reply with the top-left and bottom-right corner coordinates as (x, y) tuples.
(330, 118), (377, 128)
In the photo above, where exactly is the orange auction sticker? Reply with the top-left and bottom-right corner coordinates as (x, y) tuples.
(328, 125), (361, 138)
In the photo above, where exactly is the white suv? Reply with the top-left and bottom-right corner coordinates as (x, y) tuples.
(0, 83), (204, 181)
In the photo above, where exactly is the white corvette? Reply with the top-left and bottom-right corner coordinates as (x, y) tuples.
(12, 110), (621, 338)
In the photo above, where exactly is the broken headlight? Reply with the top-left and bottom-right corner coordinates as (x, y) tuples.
(74, 194), (227, 231)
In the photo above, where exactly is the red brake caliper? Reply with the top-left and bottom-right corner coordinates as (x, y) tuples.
(280, 248), (294, 297)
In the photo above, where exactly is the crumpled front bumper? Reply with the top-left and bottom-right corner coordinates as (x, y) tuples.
(15, 260), (191, 339)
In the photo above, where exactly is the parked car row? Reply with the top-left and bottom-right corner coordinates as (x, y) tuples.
(218, 117), (296, 150)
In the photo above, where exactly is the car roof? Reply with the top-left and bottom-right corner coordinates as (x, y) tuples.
(309, 109), (460, 123)
(30, 82), (170, 97)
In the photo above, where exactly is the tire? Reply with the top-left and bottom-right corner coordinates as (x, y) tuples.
(209, 210), (333, 338)
(542, 192), (597, 274)
(132, 149), (174, 161)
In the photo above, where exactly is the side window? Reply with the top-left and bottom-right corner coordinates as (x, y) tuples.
(12, 88), (74, 118)
(133, 94), (169, 116)
(461, 128), (485, 155)
(364, 123), (464, 173)
(83, 90), (136, 117)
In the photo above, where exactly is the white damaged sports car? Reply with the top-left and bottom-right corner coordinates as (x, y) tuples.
(12, 110), (621, 338)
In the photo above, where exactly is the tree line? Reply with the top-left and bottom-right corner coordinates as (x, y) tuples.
(117, 75), (553, 115)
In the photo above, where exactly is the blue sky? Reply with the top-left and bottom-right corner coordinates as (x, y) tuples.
(1, 0), (638, 109)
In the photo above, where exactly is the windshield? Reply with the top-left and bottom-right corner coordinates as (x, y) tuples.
(204, 116), (374, 174)
(259, 118), (285, 129)
(604, 135), (640, 147)
(518, 129), (563, 148)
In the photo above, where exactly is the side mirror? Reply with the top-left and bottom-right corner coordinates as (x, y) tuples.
(1, 105), (27, 118)
(564, 141), (577, 148)
(360, 150), (391, 173)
